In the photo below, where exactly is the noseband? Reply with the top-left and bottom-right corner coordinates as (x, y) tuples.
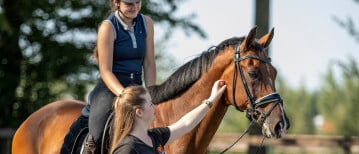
(231, 42), (283, 125)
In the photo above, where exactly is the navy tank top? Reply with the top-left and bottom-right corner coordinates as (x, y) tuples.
(105, 11), (147, 74)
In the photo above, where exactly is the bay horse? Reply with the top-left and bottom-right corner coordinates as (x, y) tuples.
(12, 27), (289, 154)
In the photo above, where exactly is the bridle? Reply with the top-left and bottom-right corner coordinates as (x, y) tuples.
(220, 41), (285, 154)
(231, 42), (282, 125)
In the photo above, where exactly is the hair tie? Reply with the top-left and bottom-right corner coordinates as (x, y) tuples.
(116, 93), (122, 98)
(117, 89), (125, 98)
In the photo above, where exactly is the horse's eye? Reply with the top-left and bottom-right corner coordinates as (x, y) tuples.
(248, 70), (260, 80)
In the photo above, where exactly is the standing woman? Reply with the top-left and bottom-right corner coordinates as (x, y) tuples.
(83, 0), (156, 153)
(110, 80), (226, 154)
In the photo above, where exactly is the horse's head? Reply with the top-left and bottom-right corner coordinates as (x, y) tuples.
(222, 27), (290, 138)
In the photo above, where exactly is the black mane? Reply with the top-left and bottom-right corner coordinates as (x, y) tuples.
(148, 37), (245, 104)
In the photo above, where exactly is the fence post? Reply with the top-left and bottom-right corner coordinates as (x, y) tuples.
(341, 136), (353, 154)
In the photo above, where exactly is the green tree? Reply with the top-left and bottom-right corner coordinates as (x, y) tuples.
(317, 58), (359, 135)
(217, 107), (249, 133)
(322, 0), (359, 135)
(333, 0), (359, 43)
(276, 75), (318, 134)
(0, 0), (205, 127)
(155, 42), (179, 83)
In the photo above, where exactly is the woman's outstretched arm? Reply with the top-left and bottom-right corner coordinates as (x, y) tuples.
(167, 80), (226, 143)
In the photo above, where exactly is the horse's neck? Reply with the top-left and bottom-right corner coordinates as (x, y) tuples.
(162, 75), (229, 153)
(174, 62), (232, 143)
(155, 77), (220, 124)
(153, 50), (233, 152)
(194, 99), (228, 151)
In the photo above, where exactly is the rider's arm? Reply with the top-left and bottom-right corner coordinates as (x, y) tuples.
(143, 15), (156, 87)
(97, 22), (125, 96)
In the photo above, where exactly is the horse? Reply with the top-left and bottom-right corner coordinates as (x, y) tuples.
(12, 27), (289, 154)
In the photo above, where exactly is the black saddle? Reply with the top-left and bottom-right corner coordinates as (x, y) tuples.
(61, 112), (114, 154)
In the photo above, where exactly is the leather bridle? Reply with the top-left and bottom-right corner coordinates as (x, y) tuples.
(231, 42), (283, 125)
(220, 41), (286, 154)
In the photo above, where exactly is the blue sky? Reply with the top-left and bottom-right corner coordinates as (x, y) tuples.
(157, 0), (359, 90)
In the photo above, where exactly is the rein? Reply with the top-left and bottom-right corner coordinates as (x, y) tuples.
(219, 121), (255, 154)
(219, 121), (267, 154)
(220, 42), (283, 153)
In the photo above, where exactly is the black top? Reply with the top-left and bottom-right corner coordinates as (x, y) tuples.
(113, 127), (170, 154)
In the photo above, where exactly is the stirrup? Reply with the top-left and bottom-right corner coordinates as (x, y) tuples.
(83, 135), (96, 154)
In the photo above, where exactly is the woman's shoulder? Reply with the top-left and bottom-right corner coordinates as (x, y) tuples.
(97, 21), (114, 36)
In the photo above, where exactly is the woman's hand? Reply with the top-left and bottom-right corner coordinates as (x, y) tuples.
(208, 80), (227, 103)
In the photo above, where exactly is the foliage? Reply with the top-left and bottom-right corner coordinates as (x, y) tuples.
(217, 107), (249, 133)
(318, 0), (359, 135)
(154, 37), (179, 83)
(333, 0), (359, 43)
(0, 0), (205, 127)
(317, 58), (359, 135)
(276, 76), (318, 134)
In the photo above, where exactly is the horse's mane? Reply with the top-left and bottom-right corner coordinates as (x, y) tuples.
(148, 37), (245, 104)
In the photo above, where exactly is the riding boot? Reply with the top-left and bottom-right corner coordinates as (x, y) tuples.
(83, 135), (96, 154)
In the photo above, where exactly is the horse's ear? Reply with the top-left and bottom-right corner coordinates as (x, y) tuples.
(244, 26), (257, 50)
(258, 27), (274, 48)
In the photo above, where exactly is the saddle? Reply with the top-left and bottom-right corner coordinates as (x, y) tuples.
(60, 112), (114, 154)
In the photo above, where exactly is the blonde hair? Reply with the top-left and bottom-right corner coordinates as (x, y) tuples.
(110, 86), (147, 153)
